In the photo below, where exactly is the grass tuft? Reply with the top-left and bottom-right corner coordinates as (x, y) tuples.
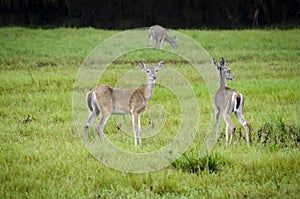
(256, 118), (300, 149)
(171, 151), (226, 174)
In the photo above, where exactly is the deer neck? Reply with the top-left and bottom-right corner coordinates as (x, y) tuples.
(143, 79), (155, 101)
(219, 70), (227, 89)
(164, 35), (175, 47)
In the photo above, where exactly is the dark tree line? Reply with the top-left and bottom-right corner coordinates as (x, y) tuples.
(0, 0), (299, 29)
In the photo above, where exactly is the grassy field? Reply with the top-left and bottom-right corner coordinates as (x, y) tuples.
(0, 27), (299, 198)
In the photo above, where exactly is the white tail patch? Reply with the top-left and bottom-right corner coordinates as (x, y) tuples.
(232, 92), (238, 112)
(239, 93), (244, 112)
(232, 92), (243, 112)
(92, 91), (100, 111)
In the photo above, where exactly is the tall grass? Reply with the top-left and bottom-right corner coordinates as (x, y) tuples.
(0, 27), (299, 198)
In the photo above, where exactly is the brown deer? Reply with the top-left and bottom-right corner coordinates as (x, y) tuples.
(148, 25), (178, 50)
(84, 61), (164, 146)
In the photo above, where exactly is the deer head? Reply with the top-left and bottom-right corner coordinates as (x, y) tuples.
(212, 57), (234, 80)
(139, 60), (164, 82)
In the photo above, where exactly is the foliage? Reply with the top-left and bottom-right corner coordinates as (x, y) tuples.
(256, 118), (300, 149)
(171, 152), (226, 173)
(1, 0), (300, 29)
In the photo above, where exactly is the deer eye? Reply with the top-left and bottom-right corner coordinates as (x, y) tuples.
(146, 70), (150, 73)
(155, 69), (158, 72)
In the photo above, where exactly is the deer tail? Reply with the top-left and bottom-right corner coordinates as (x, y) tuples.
(86, 91), (94, 111)
(148, 27), (154, 39)
(86, 91), (100, 112)
(233, 92), (242, 112)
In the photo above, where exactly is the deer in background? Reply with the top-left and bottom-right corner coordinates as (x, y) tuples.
(148, 25), (178, 50)
(84, 60), (164, 146)
(212, 58), (250, 147)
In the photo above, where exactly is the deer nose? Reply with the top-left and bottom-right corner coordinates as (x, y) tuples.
(152, 76), (157, 80)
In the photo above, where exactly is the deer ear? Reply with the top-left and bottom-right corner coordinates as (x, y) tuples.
(156, 60), (164, 70)
(220, 57), (226, 66)
(212, 58), (218, 67)
(138, 61), (146, 71)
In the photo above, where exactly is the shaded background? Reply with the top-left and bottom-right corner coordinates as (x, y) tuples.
(0, 0), (299, 29)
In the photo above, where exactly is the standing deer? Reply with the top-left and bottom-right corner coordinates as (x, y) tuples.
(148, 25), (178, 50)
(84, 60), (164, 146)
(212, 58), (250, 147)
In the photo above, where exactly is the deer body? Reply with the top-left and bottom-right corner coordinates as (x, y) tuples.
(213, 58), (250, 147)
(148, 25), (178, 50)
(84, 61), (163, 146)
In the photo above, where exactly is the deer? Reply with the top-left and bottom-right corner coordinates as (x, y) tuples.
(148, 25), (178, 50)
(212, 58), (250, 147)
(84, 60), (164, 146)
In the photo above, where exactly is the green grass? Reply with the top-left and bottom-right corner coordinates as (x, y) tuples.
(0, 27), (300, 198)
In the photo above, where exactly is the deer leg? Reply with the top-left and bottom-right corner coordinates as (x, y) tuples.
(159, 38), (164, 49)
(225, 124), (230, 146)
(228, 126), (236, 147)
(96, 112), (110, 141)
(215, 109), (221, 141)
(155, 37), (158, 48)
(223, 114), (236, 147)
(137, 114), (142, 145)
(235, 111), (250, 146)
(149, 35), (153, 48)
(244, 124), (250, 146)
(132, 113), (140, 146)
(84, 109), (100, 143)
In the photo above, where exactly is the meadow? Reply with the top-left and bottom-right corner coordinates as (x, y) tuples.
(0, 27), (299, 198)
